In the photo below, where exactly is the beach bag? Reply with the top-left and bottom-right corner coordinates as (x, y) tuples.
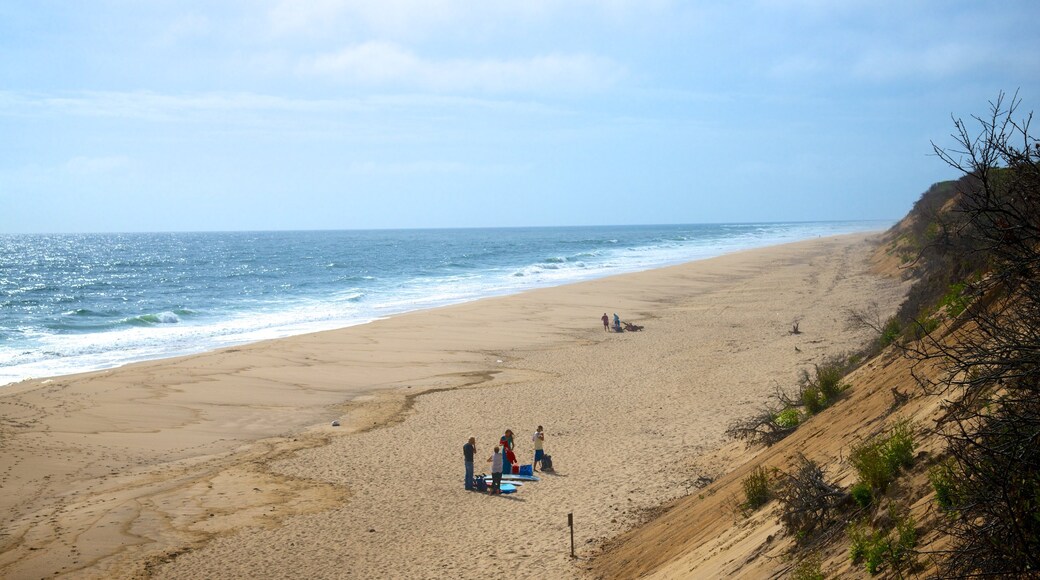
(541, 455), (553, 471)
(473, 475), (488, 492)
(519, 464), (534, 476)
(511, 464), (520, 474)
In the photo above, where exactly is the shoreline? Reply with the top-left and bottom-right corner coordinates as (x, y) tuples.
(0, 232), (906, 579)
(1, 224), (890, 389)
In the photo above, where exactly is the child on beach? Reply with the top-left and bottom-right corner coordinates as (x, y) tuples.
(532, 426), (545, 471)
(487, 446), (503, 494)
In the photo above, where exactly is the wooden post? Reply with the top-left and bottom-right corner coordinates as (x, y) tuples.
(568, 512), (575, 558)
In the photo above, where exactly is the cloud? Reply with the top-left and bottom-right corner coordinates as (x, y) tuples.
(298, 42), (625, 93)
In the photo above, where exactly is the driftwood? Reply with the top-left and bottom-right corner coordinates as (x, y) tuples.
(776, 454), (850, 536)
(726, 407), (797, 447)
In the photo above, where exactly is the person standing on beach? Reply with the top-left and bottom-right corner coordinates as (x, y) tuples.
(613, 313), (621, 332)
(532, 426), (545, 471)
(488, 446), (503, 494)
(463, 437), (476, 490)
(500, 429), (516, 474)
(601, 312), (610, 331)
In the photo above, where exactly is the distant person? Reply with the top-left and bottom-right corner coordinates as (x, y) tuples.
(487, 445), (503, 494)
(532, 426), (545, 471)
(463, 437), (476, 490)
(601, 312), (610, 331)
(613, 313), (622, 332)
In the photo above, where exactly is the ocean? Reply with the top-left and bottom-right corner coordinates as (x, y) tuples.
(0, 221), (889, 386)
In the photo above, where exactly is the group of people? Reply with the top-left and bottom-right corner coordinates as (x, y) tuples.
(463, 426), (546, 494)
(601, 312), (642, 332)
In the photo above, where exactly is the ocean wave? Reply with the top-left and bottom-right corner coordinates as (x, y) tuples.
(332, 291), (365, 303)
(124, 311), (182, 326)
(64, 308), (100, 317)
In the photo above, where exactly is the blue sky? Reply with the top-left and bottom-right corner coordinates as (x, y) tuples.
(2, 1), (1038, 233)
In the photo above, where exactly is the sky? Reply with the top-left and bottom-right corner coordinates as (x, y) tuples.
(1, 1), (1038, 233)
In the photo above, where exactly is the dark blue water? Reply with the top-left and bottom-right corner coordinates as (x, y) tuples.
(0, 222), (888, 385)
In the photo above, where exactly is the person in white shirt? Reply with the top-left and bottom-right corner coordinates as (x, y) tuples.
(487, 446), (503, 494)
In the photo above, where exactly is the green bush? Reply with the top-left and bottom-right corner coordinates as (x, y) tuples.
(816, 363), (845, 401)
(850, 481), (873, 508)
(928, 457), (959, 511)
(850, 419), (917, 494)
(801, 385), (824, 415)
(848, 522), (883, 566)
(893, 510), (917, 564)
(741, 465), (771, 511)
(879, 317), (901, 347)
(939, 281), (970, 318)
(864, 537), (890, 575)
(848, 508), (918, 576)
(850, 439), (892, 493)
(794, 355), (851, 419)
(775, 407), (801, 429)
(886, 419), (916, 470)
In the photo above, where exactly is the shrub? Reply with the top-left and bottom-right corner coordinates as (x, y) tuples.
(848, 507), (919, 576)
(801, 385), (824, 415)
(850, 419), (917, 495)
(864, 536), (890, 575)
(879, 317), (901, 347)
(850, 439), (892, 493)
(816, 362), (846, 401)
(742, 465), (771, 512)
(886, 419), (916, 470)
(775, 407), (801, 429)
(796, 355), (851, 416)
(928, 457), (959, 511)
(939, 281), (970, 318)
(892, 509), (917, 567)
(848, 522), (868, 562)
(850, 481), (873, 508)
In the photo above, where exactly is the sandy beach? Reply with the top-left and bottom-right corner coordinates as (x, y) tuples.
(0, 233), (907, 579)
